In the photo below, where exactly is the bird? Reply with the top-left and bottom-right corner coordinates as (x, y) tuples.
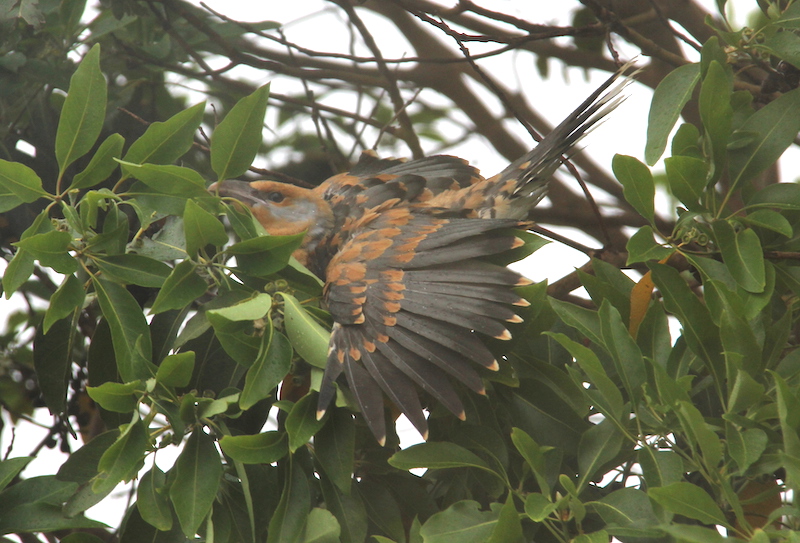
(211, 64), (635, 445)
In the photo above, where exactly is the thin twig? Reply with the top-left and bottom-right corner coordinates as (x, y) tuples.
(334, 0), (425, 158)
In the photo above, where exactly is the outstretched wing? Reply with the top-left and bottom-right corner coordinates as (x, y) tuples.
(316, 204), (530, 444)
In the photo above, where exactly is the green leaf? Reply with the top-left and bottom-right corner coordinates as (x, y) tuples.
(241, 329), (291, 409)
(524, 493), (557, 522)
(156, 352), (195, 387)
(94, 417), (147, 494)
(33, 318), (73, 414)
(488, 493), (524, 543)
(125, 163), (209, 197)
(44, 274), (85, 334)
(219, 431), (288, 464)
(184, 198), (228, 255)
(547, 332), (624, 419)
(419, 500), (500, 543)
(206, 309), (263, 365)
(55, 44), (107, 175)
(0, 503), (106, 535)
(169, 429), (223, 537)
(230, 233), (306, 277)
(729, 87), (800, 190)
(577, 418), (625, 492)
(649, 263), (724, 380)
(208, 292), (272, 321)
(612, 154), (654, 223)
(0, 158), (47, 206)
(389, 442), (492, 472)
(314, 408), (355, 495)
(122, 101), (205, 172)
(664, 155), (707, 210)
(510, 428), (553, 495)
(637, 447), (682, 488)
(137, 466), (172, 531)
(698, 60), (732, 183)
(677, 400), (723, 470)
(281, 293), (330, 369)
(303, 508), (341, 543)
(13, 230), (77, 274)
(711, 221), (765, 293)
(86, 381), (141, 412)
(286, 393), (327, 452)
(598, 300), (646, 399)
(93, 254), (171, 288)
(69, 133), (124, 190)
(727, 425), (767, 475)
(645, 63), (700, 165)
(648, 482), (729, 527)
(211, 84), (270, 180)
(57, 430), (119, 484)
(2, 248), (35, 297)
(626, 225), (671, 264)
(741, 209), (793, 237)
(0, 457), (33, 492)
(92, 277), (154, 381)
(267, 456), (310, 543)
(149, 260), (208, 315)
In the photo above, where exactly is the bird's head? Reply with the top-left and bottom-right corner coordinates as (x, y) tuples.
(210, 180), (333, 238)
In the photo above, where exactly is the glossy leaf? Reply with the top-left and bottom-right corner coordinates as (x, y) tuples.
(626, 226), (671, 265)
(698, 60), (732, 182)
(156, 351), (195, 388)
(267, 456), (310, 543)
(55, 44), (106, 174)
(208, 292), (272, 322)
(711, 221), (765, 293)
(286, 393), (327, 452)
(86, 381), (141, 413)
(645, 63), (700, 165)
(93, 254), (171, 288)
(125, 163), (209, 197)
(69, 133), (124, 190)
(33, 318), (73, 414)
(93, 277), (154, 381)
(137, 466), (172, 531)
(314, 409), (355, 495)
(389, 442), (492, 472)
(13, 230), (77, 274)
(149, 260), (208, 315)
(664, 155), (707, 210)
(282, 293), (329, 369)
(0, 158), (47, 206)
(43, 274), (85, 333)
(612, 154), (654, 223)
(0, 457), (33, 492)
(94, 417), (147, 494)
(211, 84), (270, 181)
(729, 87), (800, 190)
(648, 482), (729, 527)
(303, 508), (341, 543)
(219, 431), (288, 464)
(184, 198), (228, 255)
(230, 233), (305, 277)
(122, 101), (205, 170)
(419, 500), (501, 543)
(169, 429), (223, 537)
(241, 330), (291, 409)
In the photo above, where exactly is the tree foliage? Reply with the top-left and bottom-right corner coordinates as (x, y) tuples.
(3, 1), (800, 542)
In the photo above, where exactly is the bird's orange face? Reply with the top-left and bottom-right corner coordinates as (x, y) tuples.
(211, 179), (330, 237)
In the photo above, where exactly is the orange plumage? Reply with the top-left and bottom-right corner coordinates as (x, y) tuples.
(212, 65), (634, 444)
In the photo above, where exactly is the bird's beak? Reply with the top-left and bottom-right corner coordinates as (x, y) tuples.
(209, 180), (262, 207)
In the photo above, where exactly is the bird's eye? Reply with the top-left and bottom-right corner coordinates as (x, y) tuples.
(266, 191), (285, 203)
